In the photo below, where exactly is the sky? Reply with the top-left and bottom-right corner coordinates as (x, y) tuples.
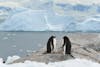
(0, 0), (100, 8)
(53, 0), (100, 5)
(1, 0), (100, 5)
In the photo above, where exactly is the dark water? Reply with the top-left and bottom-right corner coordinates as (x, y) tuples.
(0, 31), (68, 60)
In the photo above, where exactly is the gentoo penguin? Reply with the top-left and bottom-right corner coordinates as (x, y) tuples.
(46, 36), (56, 53)
(62, 36), (72, 55)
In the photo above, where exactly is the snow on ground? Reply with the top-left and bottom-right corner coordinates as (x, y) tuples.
(5, 56), (20, 64)
(0, 57), (100, 67)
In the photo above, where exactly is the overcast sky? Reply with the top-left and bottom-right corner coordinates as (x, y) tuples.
(54, 0), (100, 5)
(0, 0), (100, 6)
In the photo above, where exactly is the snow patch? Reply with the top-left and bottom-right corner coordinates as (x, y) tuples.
(0, 58), (100, 67)
(0, 58), (3, 64)
(0, 55), (100, 67)
(5, 56), (20, 64)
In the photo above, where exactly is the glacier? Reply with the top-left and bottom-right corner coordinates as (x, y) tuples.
(76, 16), (100, 32)
(0, 10), (49, 31)
(0, 7), (75, 31)
(0, 0), (100, 32)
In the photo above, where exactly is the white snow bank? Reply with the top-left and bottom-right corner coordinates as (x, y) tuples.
(49, 59), (100, 67)
(1, 53), (100, 66)
(5, 55), (20, 64)
(0, 58), (4, 64)
(0, 56), (100, 67)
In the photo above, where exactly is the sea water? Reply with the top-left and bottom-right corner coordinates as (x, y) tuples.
(0, 31), (67, 60)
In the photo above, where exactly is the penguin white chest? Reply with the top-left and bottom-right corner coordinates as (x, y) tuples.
(53, 38), (57, 52)
(63, 45), (66, 55)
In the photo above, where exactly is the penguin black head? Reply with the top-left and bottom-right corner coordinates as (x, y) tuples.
(63, 36), (69, 40)
(51, 36), (56, 39)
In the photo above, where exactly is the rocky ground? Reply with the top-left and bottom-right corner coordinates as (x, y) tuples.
(12, 33), (100, 63)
